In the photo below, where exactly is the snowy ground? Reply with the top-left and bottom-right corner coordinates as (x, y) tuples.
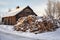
(0, 25), (60, 40)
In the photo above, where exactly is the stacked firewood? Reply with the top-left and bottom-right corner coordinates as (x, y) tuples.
(14, 15), (59, 34)
(29, 20), (54, 34)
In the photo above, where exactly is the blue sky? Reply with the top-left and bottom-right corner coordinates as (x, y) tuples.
(0, 0), (48, 16)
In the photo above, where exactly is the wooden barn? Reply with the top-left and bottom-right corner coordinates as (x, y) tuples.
(2, 6), (37, 25)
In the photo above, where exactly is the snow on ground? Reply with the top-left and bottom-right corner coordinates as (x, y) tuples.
(0, 25), (60, 40)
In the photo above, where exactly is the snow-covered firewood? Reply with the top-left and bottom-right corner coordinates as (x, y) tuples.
(14, 15), (59, 34)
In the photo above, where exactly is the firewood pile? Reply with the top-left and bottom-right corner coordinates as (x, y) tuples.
(14, 15), (59, 34)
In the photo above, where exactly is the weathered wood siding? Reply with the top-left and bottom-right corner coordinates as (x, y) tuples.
(2, 16), (16, 25)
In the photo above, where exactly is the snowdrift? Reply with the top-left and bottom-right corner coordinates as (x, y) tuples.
(0, 25), (60, 40)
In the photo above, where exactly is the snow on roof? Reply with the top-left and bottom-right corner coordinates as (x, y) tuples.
(2, 6), (38, 17)
(3, 7), (25, 17)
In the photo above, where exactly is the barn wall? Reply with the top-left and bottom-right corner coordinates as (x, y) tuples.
(2, 16), (16, 25)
